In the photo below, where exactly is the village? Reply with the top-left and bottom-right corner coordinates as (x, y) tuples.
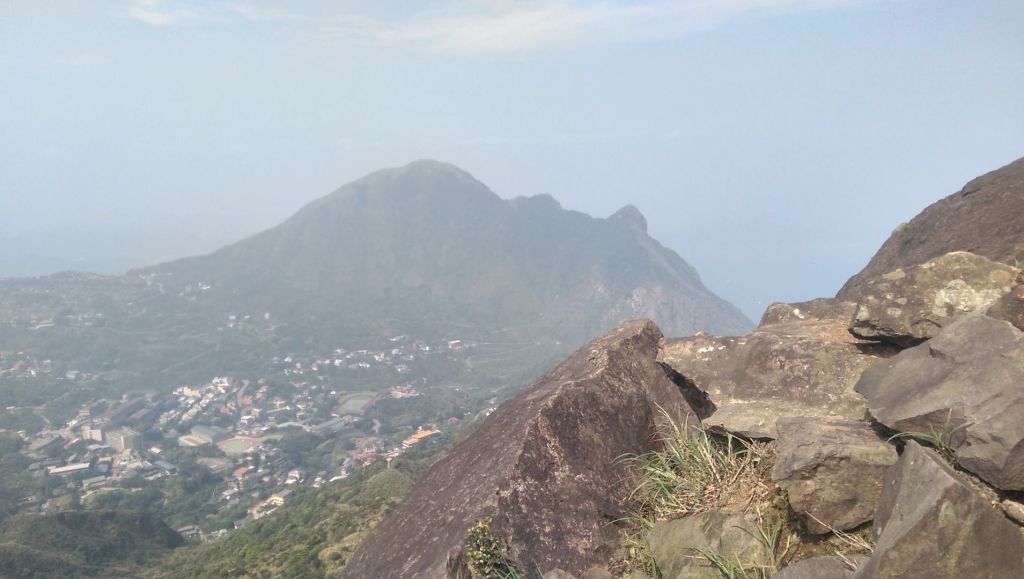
(0, 333), (484, 541)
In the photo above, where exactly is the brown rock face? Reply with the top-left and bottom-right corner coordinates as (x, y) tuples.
(771, 417), (897, 533)
(658, 299), (897, 439)
(848, 251), (1018, 347)
(854, 442), (1024, 578)
(341, 320), (692, 579)
(839, 156), (1024, 300)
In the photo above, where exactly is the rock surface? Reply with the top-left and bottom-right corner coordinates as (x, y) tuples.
(341, 320), (692, 579)
(770, 556), (861, 579)
(848, 251), (1017, 347)
(771, 418), (897, 533)
(855, 314), (1024, 491)
(988, 281), (1024, 331)
(647, 511), (770, 579)
(839, 156), (1024, 300)
(659, 299), (897, 439)
(854, 442), (1024, 578)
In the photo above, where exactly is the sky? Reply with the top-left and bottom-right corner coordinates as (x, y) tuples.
(1, 0), (1022, 320)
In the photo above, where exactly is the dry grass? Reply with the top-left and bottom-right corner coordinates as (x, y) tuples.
(623, 414), (775, 521)
(804, 513), (874, 571)
(614, 410), (780, 577)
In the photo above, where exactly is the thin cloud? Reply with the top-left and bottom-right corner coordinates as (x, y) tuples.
(120, 1), (302, 27)
(121, 0), (215, 27)
(120, 0), (872, 53)
(325, 0), (875, 54)
(224, 3), (304, 23)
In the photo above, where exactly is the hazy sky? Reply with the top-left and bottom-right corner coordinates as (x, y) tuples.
(2, 0), (1022, 319)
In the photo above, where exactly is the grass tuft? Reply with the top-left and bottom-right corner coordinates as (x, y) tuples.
(621, 414), (774, 521)
(614, 411), (779, 577)
(887, 409), (971, 462)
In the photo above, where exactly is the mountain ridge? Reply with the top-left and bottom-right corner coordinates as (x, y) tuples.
(138, 159), (751, 344)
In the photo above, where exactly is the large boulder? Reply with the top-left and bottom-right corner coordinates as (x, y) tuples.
(659, 299), (897, 439)
(771, 417), (897, 533)
(839, 156), (1024, 300)
(341, 320), (693, 579)
(647, 511), (771, 579)
(855, 313), (1024, 491)
(854, 442), (1024, 578)
(848, 251), (1018, 347)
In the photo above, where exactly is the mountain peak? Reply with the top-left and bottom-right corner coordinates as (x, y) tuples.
(609, 204), (647, 232)
(397, 159), (472, 176)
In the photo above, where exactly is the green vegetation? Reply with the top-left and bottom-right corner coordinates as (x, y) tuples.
(0, 510), (183, 579)
(149, 457), (425, 578)
(0, 408), (44, 435)
(81, 447), (222, 529)
(462, 519), (520, 579)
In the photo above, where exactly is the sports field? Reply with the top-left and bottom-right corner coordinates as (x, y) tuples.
(337, 392), (376, 415)
(218, 436), (261, 456)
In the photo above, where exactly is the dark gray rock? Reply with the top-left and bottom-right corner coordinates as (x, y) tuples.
(647, 511), (771, 579)
(659, 299), (897, 439)
(771, 418), (897, 533)
(771, 555), (861, 579)
(848, 251), (1017, 347)
(342, 320), (694, 578)
(855, 313), (1024, 491)
(854, 442), (1024, 578)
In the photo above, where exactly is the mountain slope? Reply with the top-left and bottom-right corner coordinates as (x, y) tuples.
(143, 160), (751, 345)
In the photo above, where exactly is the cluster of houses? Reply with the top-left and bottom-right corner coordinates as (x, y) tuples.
(3, 331), (471, 541)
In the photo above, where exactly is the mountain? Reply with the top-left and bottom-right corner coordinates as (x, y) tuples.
(0, 160), (749, 418)
(141, 160), (751, 345)
(839, 156), (1024, 299)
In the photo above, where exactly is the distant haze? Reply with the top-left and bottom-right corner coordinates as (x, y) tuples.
(2, 1), (1022, 319)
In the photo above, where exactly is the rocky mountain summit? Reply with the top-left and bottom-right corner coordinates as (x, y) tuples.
(345, 156), (1024, 578)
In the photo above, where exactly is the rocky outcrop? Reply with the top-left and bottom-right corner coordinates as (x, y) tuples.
(341, 320), (692, 579)
(659, 299), (896, 439)
(855, 313), (1024, 491)
(771, 418), (897, 533)
(848, 252), (1018, 347)
(854, 442), (1024, 578)
(647, 511), (771, 579)
(839, 156), (1024, 300)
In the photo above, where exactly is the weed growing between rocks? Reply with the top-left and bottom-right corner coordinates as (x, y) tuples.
(804, 513), (874, 571)
(462, 520), (521, 579)
(886, 409), (970, 463)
